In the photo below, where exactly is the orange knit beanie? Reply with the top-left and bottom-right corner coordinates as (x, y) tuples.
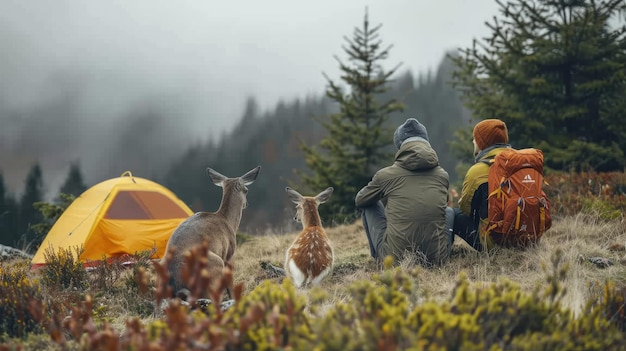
(473, 119), (509, 150)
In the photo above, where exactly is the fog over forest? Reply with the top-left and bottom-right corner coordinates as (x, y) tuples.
(0, 0), (499, 198)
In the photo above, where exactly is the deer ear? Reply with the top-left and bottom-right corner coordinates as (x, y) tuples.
(241, 166), (261, 186)
(285, 187), (302, 204)
(206, 168), (227, 187)
(316, 187), (334, 204)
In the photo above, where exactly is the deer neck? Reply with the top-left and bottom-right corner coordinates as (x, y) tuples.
(301, 200), (322, 228)
(216, 189), (244, 231)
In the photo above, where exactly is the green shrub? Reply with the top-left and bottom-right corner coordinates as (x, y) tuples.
(545, 171), (626, 218)
(42, 246), (88, 291)
(581, 198), (623, 221)
(237, 231), (254, 246)
(136, 249), (625, 350)
(0, 260), (44, 340)
(6, 246), (626, 350)
(86, 256), (125, 292)
(120, 251), (158, 317)
(587, 280), (626, 333)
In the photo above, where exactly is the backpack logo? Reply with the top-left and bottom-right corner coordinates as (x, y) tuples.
(522, 174), (535, 183)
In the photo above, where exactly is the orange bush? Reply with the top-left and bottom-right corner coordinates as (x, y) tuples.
(544, 171), (626, 218)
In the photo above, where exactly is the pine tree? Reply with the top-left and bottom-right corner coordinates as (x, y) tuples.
(59, 161), (87, 198)
(452, 0), (626, 171)
(18, 163), (45, 251)
(32, 193), (76, 238)
(398, 52), (472, 184)
(0, 172), (20, 246)
(300, 9), (404, 224)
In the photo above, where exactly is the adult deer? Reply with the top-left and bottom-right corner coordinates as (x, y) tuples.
(284, 186), (334, 288)
(162, 166), (261, 301)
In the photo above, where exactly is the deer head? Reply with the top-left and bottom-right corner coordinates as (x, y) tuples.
(286, 187), (333, 224)
(207, 166), (261, 210)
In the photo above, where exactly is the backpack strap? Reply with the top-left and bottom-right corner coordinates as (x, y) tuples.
(479, 158), (494, 166)
(480, 156), (510, 223)
(539, 197), (548, 235)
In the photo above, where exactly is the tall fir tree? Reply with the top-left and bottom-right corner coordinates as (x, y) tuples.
(452, 0), (626, 171)
(59, 161), (87, 198)
(0, 172), (20, 246)
(18, 163), (45, 251)
(300, 9), (404, 224)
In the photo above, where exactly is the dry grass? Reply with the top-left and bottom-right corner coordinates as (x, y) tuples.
(233, 213), (626, 317)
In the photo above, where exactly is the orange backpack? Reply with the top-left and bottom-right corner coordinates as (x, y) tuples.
(481, 148), (552, 248)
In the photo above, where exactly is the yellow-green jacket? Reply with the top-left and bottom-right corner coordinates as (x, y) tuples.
(459, 144), (511, 230)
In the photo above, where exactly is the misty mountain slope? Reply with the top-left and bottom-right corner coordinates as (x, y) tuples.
(0, 84), (196, 199)
(164, 53), (471, 233)
(1, 49), (470, 234)
(164, 95), (334, 234)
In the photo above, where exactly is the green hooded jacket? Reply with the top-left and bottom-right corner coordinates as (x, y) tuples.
(355, 139), (450, 265)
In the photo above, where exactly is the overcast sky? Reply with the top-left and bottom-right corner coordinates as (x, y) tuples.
(1, 0), (500, 137)
(0, 0), (502, 193)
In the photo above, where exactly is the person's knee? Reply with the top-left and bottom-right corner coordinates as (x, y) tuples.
(445, 207), (454, 225)
(452, 208), (470, 230)
(444, 207), (455, 236)
(453, 207), (464, 219)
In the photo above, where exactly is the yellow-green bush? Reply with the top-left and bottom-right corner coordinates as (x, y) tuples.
(581, 198), (623, 221)
(0, 260), (44, 340)
(131, 249), (624, 351)
(587, 280), (626, 333)
(42, 246), (87, 290)
(87, 248), (156, 293)
(226, 278), (314, 350)
(8, 248), (626, 350)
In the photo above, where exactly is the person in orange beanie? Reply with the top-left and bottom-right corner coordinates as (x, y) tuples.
(445, 119), (511, 251)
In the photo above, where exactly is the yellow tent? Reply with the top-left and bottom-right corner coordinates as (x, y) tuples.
(31, 171), (193, 267)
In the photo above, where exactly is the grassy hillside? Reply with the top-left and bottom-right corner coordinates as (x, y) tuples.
(1, 210), (625, 349)
(235, 214), (626, 314)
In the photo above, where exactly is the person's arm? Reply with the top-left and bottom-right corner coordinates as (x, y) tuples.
(458, 172), (472, 215)
(459, 165), (484, 216)
(355, 172), (383, 208)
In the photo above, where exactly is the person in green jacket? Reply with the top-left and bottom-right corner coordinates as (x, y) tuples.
(355, 118), (452, 266)
(446, 119), (512, 251)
